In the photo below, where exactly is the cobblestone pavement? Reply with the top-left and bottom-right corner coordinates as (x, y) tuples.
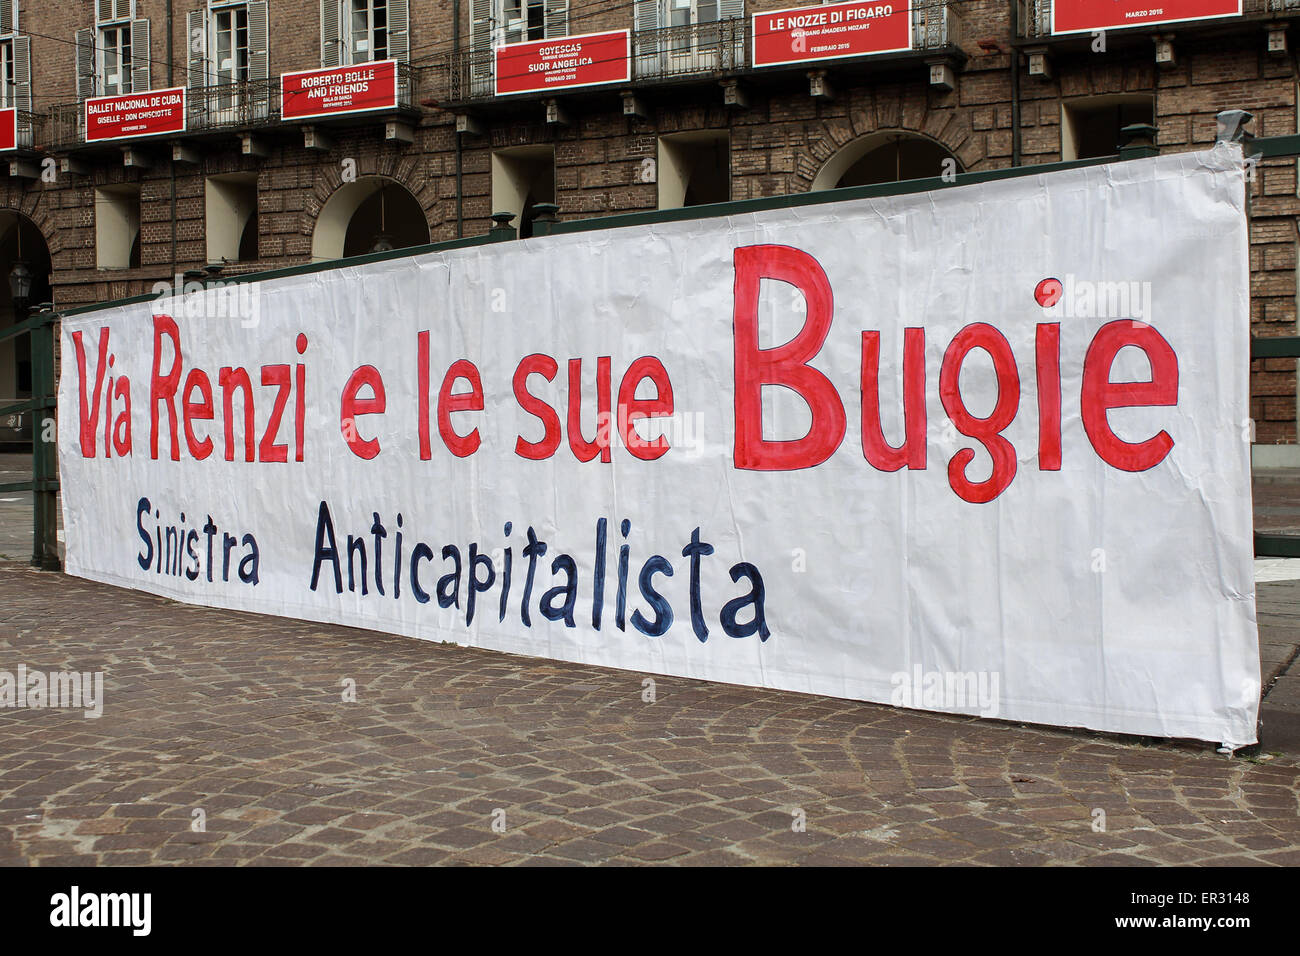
(1, 564), (1298, 866)
(0, 454), (38, 563)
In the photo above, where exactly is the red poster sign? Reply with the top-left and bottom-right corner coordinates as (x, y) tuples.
(0, 108), (16, 152)
(85, 88), (186, 142)
(281, 60), (400, 120)
(753, 0), (911, 68)
(495, 30), (631, 96)
(1051, 0), (1241, 34)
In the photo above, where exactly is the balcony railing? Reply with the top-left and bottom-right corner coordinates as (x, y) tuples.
(44, 103), (82, 151)
(634, 19), (747, 82)
(430, 2), (964, 106)
(1021, 0), (1290, 38)
(13, 110), (39, 150)
(188, 77), (280, 131)
(914, 0), (963, 49)
(38, 64), (419, 151)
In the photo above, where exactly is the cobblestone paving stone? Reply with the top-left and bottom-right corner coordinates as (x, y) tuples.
(1, 562), (1298, 866)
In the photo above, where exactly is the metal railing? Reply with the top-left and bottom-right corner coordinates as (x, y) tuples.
(188, 77), (280, 131)
(13, 110), (40, 150)
(39, 64), (420, 150)
(914, 0), (963, 48)
(634, 19), (747, 82)
(432, 3), (964, 106)
(43, 103), (82, 151)
(0, 306), (59, 570)
(1208, 112), (1300, 558)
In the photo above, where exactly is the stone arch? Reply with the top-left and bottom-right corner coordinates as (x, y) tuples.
(0, 208), (54, 422)
(810, 129), (964, 191)
(311, 175), (431, 262)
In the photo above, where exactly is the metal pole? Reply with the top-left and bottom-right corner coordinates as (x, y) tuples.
(30, 306), (60, 571)
(1010, 0), (1021, 166)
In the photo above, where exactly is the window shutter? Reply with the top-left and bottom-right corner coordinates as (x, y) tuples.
(321, 0), (341, 68)
(388, 0), (409, 62)
(544, 0), (568, 38)
(248, 1), (269, 79)
(115, 0), (134, 22)
(718, 0), (743, 66)
(634, 0), (661, 77)
(13, 34), (29, 112)
(471, 0), (493, 51)
(131, 19), (150, 92)
(97, 0), (112, 23)
(75, 27), (97, 99)
(186, 9), (208, 87)
(470, 0), (493, 88)
(0, 0), (13, 36)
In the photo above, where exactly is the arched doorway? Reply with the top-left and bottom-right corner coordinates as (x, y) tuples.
(311, 177), (431, 262)
(811, 131), (962, 191)
(0, 213), (52, 446)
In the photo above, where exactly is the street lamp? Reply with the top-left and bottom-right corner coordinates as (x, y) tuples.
(369, 185), (395, 253)
(9, 218), (31, 314)
(8, 259), (31, 314)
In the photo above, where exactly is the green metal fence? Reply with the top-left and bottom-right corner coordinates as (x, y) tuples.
(5, 113), (1286, 568)
(0, 305), (60, 570)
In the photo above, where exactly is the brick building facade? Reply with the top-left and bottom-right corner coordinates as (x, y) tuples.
(0, 0), (1297, 457)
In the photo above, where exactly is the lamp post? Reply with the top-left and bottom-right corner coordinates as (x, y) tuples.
(9, 218), (32, 318)
(8, 259), (32, 316)
(369, 185), (394, 253)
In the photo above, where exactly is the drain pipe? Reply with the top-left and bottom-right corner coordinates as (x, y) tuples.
(167, 0), (178, 276)
(454, 0), (464, 237)
(455, 135), (464, 238)
(1010, 0), (1021, 166)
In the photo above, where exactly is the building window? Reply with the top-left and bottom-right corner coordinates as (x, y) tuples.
(1062, 94), (1155, 161)
(669, 0), (718, 34)
(96, 185), (142, 271)
(0, 8), (29, 113)
(206, 173), (259, 264)
(323, 0), (407, 67)
(633, 0), (740, 78)
(469, 0), (563, 93)
(0, 39), (13, 108)
(77, 2), (148, 99)
(347, 0), (389, 63)
(502, 0), (545, 43)
(213, 5), (251, 86)
(99, 24), (133, 95)
(658, 130), (729, 209)
(186, 3), (269, 121)
(668, 0), (719, 55)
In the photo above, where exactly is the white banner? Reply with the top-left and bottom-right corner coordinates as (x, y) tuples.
(58, 147), (1260, 745)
